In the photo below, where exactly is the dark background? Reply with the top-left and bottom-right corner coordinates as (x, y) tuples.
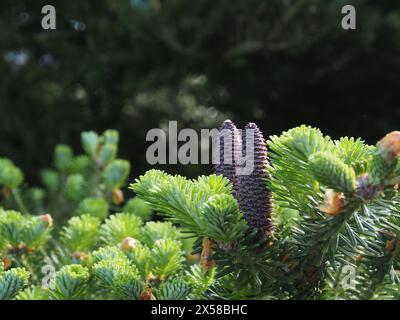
(1, 0), (400, 183)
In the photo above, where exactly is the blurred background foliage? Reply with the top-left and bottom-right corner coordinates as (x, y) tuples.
(1, 0), (400, 183)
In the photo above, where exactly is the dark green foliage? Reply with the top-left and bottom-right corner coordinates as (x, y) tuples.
(60, 215), (101, 253)
(155, 278), (191, 300)
(100, 213), (142, 245)
(0, 129), (132, 223)
(309, 151), (356, 193)
(131, 171), (247, 242)
(74, 198), (109, 220)
(49, 264), (90, 300)
(0, 128), (211, 299)
(0, 264), (30, 300)
(1, 0), (400, 184)
(123, 197), (153, 221)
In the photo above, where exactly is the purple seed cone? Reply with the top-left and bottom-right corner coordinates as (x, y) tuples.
(237, 123), (272, 234)
(214, 120), (241, 196)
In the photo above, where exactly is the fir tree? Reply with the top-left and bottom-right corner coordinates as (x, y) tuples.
(1, 125), (400, 300)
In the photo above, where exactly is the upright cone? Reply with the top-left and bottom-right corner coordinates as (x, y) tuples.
(214, 120), (241, 196)
(237, 123), (272, 234)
